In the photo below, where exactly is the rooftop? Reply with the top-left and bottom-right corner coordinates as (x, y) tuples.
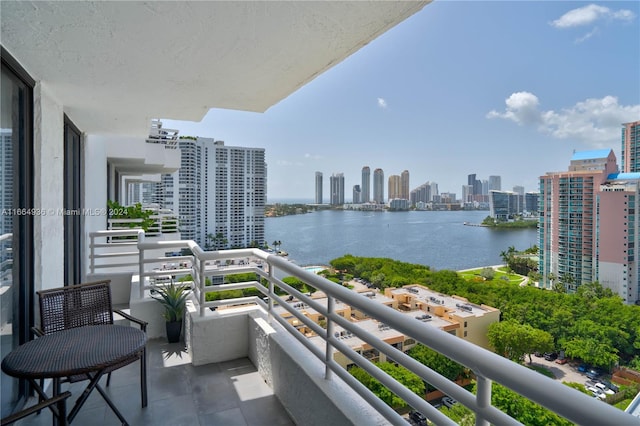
(570, 149), (613, 161)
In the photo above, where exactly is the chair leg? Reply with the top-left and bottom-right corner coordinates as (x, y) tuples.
(141, 348), (148, 408)
(36, 378), (45, 415)
(106, 372), (112, 386)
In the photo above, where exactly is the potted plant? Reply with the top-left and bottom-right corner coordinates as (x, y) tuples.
(151, 280), (190, 343)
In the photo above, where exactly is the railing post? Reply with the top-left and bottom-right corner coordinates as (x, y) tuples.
(325, 296), (335, 380)
(268, 262), (274, 322)
(199, 255), (206, 317)
(138, 232), (145, 299)
(475, 375), (491, 426)
(90, 234), (95, 274)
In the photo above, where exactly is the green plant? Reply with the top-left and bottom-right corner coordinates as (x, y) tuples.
(107, 200), (155, 231)
(151, 281), (190, 322)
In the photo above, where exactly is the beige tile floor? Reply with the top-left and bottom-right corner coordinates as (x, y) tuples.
(14, 338), (295, 426)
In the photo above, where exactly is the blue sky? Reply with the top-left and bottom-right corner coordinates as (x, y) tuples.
(163, 1), (640, 202)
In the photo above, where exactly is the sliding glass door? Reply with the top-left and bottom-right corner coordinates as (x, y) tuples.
(0, 48), (34, 418)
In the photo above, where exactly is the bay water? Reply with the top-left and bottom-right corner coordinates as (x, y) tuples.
(265, 210), (538, 271)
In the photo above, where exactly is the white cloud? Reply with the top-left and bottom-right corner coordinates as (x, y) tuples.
(486, 91), (541, 125)
(574, 27), (600, 43)
(550, 4), (635, 28)
(377, 97), (388, 109)
(304, 153), (323, 160)
(488, 92), (640, 147)
(276, 159), (304, 167)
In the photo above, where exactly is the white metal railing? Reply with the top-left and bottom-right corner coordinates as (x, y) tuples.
(135, 233), (636, 426)
(107, 211), (179, 237)
(89, 229), (143, 274)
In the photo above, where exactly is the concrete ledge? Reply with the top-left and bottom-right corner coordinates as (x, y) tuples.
(86, 271), (133, 306)
(130, 276), (166, 339)
(185, 304), (258, 366)
(248, 312), (388, 426)
(183, 306), (386, 425)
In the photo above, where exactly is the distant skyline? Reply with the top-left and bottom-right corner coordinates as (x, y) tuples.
(163, 1), (640, 201)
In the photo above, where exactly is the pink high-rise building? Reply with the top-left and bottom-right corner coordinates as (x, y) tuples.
(539, 148), (640, 304)
(622, 120), (640, 173)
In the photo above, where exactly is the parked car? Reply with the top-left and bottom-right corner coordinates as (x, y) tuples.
(595, 383), (615, 395)
(599, 380), (619, 393)
(544, 352), (558, 361)
(442, 396), (457, 409)
(555, 357), (568, 364)
(409, 411), (427, 426)
(534, 351), (543, 357)
(586, 369), (602, 380)
(577, 364), (589, 372)
(587, 386), (607, 400)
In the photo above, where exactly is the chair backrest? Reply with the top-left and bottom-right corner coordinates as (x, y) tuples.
(37, 280), (114, 335)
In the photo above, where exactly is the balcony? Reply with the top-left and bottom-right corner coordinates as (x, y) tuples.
(15, 339), (295, 426)
(80, 230), (638, 426)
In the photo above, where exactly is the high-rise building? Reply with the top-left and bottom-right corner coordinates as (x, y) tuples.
(489, 175), (501, 191)
(353, 185), (361, 204)
(330, 173), (345, 205)
(400, 170), (410, 200)
(410, 182), (431, 206)
(467, 173), (481, 197)
(524, 192), (539, 214)
(430, 182), (439, 201)
(0, 130), (13, 277)
(373, 168), (384, 203)
(512, 186), (524, 195)
(481, 180), (489, 196)
(462, 184), (473, 203)
(315, 171), (323, 204)
(388, 175), (400, 201)
(175, 138), (266, 248)
(598, 172), (640, 304)
(539, 149), (621, 295)
(622, 120), (640, 173)
(361, 166), (370, 203)
(489, 190), (520, 219)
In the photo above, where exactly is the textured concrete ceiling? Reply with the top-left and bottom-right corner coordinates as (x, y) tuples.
(2, 1), (429, 136)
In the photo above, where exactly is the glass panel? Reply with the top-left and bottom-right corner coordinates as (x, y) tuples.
(0, 59), (32, 418)
(64, 118), (82, 285)
(0, 64), (17, 418)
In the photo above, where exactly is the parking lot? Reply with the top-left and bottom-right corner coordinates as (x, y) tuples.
(526, 354), (592, 385)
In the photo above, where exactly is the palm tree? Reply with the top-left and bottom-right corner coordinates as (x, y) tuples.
(206, 232), (227, 251)
(213, 233), (228, 250)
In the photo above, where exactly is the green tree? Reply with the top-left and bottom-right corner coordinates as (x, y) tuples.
(490, 383), (572, 426)
(443, 402), (475, 425)
(487, 321), (553, 363)
(480, 267), (495, 281)
(563, 337), (618, 370)
(107, 200), (154, 231)
(559, 273), (575, 293)
(330, 255), (357, 273)
(206, 232), (228, 250)
(408, 344), (465, 382)
(349, 362), (425, 409)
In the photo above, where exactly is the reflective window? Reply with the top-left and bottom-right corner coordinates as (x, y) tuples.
(1, 52), (34, 418)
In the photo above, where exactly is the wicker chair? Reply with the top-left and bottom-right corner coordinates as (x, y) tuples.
(33, 280), (148, 408)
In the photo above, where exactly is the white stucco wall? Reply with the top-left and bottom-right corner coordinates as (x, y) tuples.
(33, 82), (64, 291)
(83, 134), (108, 281)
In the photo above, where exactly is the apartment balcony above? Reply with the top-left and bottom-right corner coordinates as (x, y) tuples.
(106, 134), (181, 176)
